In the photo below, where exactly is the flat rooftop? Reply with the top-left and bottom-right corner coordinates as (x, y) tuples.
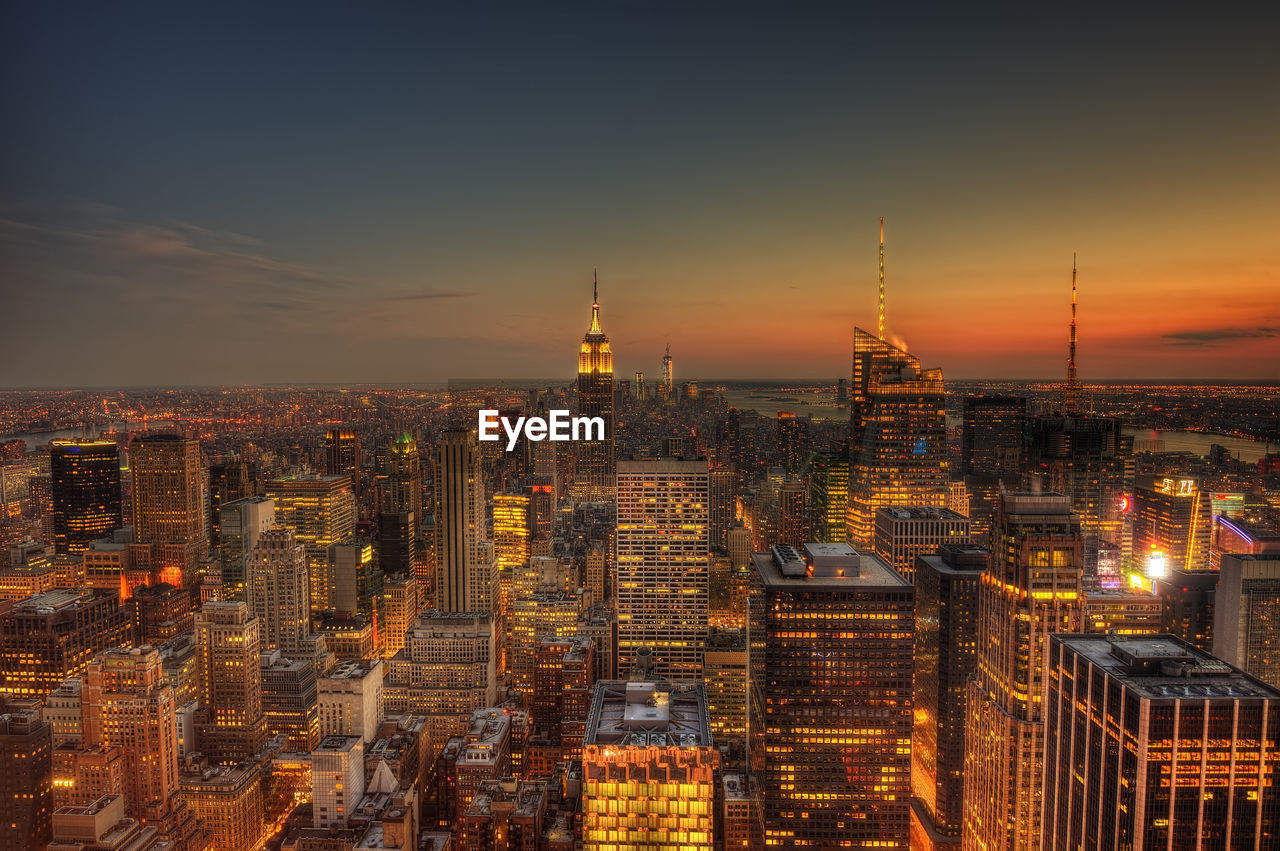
(753, 543), (907, 589)
(876, 505), (969, 522)
(585, 680), (711, 748)
(1056, 634), (1280, 701)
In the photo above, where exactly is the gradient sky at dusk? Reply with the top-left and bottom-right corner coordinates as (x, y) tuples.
(2, 3), (1278, 387)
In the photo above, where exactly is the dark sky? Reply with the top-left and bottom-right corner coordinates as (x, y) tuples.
(3, 2), (1278, 387)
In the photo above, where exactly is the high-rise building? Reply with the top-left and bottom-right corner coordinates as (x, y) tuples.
(1044, 634), (1280, 848)
(318, 659), (384, 743)
(776, 479), (807, 548)
(1210, 515), (1280, 572)
(80, 647), (179, 822)
(377, 509), (417, 578)
(708, 466), (737, 551)
(216, 496), (274, 599)
(962, 491), (1083, 851)
(266, 474), (356, 613)
(260, 650), (319, 752)
(572, 274), (615, 502)
(775, 412), (808, 476)
(383, 611), (497, 748)
(749, 543), (914, 848)
(584, 540), (607, 609)
(873, 505), (972, 584)
(434, 429), (496, 614)
(961, 396), (1025, 475)
(130, 434), (207, 586)
(0, 697), (52, 847)
(532, 635), (595, 759)
(193, 601), (267, 763)
(1214, 553), (1280, 688)
(1081, 586), (1163, 635)
(616, 458), (709, 679)
(328, 537), (382, 619)
(51, 439), (122, 556)
(1133, 474), (1213, 575)
(911, 544), (986, 848)
(510, 590), (581, 697)
(1026, 414), (1131, 543)
(807, 447), (848, 544)
(179, 760), (263, 851)
(312, 735), (365, 829)
(492, 491), (531, 618)
(846, 329), (949, 546)
(325, 428), (362, 502)
(582, 681), (716, 850)
(385, 432), (422, 522)
(380, 575), (418, 661)
(246, 527), (310, 652)
(1155, 568), (1219, 652)
(704, 626), (748, 744)
(0, 589), (132, 701)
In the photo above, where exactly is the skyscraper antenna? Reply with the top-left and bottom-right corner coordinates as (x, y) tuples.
(878, 217), (886, 341)
(1065, 252), (1080, 415)
(593, 266), (598, 306)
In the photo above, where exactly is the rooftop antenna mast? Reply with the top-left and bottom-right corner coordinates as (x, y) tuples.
(1065, 252), (1080, 415)
(878, 216), (886, 341)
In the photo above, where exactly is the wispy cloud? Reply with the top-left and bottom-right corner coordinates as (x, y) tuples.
(1163, 326), (1279, 346)
(381, 291), (477, 302)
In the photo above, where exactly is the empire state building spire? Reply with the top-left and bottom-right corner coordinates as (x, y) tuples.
(588, 266), (603, 336)
(573, 267), (615, 501)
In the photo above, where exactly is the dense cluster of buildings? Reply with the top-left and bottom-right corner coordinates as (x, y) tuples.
(1, 278), (1279, 850)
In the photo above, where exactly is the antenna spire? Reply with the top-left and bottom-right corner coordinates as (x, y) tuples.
(587, 267), (603, 335)
(1065, 252), (1080, 415)
(878, 217), (886, 341)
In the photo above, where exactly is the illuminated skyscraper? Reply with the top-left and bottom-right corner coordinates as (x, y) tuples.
(0, 697), (52, 847)
(325, 428), (362, 501)
(708, 466), (736, 551)
(50, 439), (122, 556)
(193, 601), (267, 764)
(80, 647), (178, 821)
(328, 537), (381, 619)
(1027, 414), (1132, 543)
(1133, 474), (1212, 575)
(582, 681), (716, 850)
(616, 458), (709, 679)
(962, 492), (1083, 851)
(572, 272), (615, 502)
(266, 474), (356, 613)
(873, 505), (972, 584)
(749, 543), (913, 848)
(246, 527), (310, 652)
(434, 428), (497, 614)
(775, 412), (808, 475)
(846, 329), (948, 546)
(662, 344), (674, 400)
(911, 544), (986, 847)
(775, 479), (807, 548)
(1044, 634), (1280, 848)
(217, 495), (274, 599)
(808, 447), (849, 543)
(0, 589), (132, 701)
(385, 432), (422, 520)
(492, 491), (531, 607)
(1214, 553), (1280, 688)
(130, 434), (208, 586)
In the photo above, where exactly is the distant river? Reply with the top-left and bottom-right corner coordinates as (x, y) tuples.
(2, 421), (177, 447)
(1122, 427), (1270, 462)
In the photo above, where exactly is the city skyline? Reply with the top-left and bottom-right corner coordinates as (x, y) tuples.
(3, 5), (1279, 387)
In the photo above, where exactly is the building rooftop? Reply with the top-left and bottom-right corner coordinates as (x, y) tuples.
(315, 734), (363, 754)
(1055, 634), (1280, 701)
(876, 505), (970, 522)
(753, 543), (906, 589)
(584, 680), (711, 748)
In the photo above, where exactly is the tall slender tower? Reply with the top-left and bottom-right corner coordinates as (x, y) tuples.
(434, 428), (495, 613)
(962, 492), (1084, 850)
(1065, 253), (1080, 414)
(572, 269), (615, 502)
(662, 344), (674, 398)
(878, 216), (886, 341)
(130, 433), (207, 586)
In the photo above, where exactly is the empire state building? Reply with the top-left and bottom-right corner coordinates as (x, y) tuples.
(572, 271), (615, 502)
